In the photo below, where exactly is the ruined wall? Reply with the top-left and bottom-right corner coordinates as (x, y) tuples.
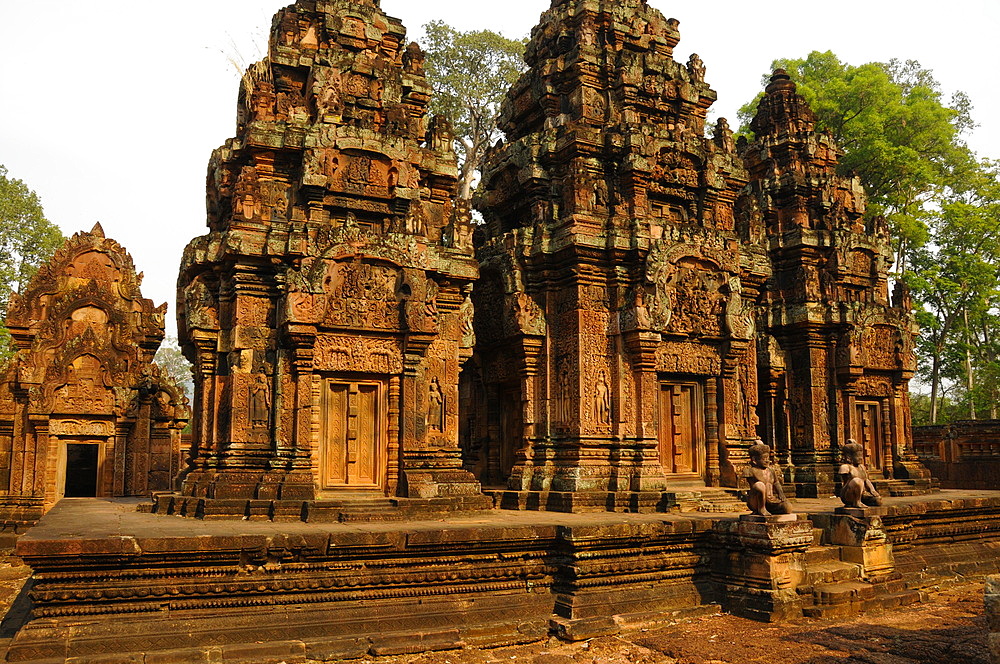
(914, 421), (1000, 490)
(0, 224), (188, 531)
(172, 0), (486, 516)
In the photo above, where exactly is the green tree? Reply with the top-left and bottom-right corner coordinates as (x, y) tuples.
(906, 160), (1000, 423)
(421, 21), (525, 200)
(738, 51), (973, 273)
(0, 165), (64, 357)
(0, 166), (64, 311)
(154, 336), (194, 402)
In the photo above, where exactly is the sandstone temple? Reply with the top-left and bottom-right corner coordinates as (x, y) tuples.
(142, 0), (929, 521)
(0, 225), (188, 534)
(5, 1), (999, 662)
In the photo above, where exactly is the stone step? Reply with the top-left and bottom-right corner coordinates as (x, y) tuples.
(338, 509), (406, 523)
(803, 544), (840, 565)
(696, 490), (746, 513)
(304, 498), (404, 523)
(812, 581), (877, 605)
(801, 576), (925, 619)
(803, 560), (863, 586)
(872, 478), (939, 497)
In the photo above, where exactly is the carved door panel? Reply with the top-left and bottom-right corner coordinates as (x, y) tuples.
(855, 401), (883, 471)
(658, 382), (702, 475)
(322, 380), (385, 489)
(498, 388), (522, 481)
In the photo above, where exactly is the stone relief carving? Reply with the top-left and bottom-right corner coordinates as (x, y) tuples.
(313, 336), (404, 374)
(428, 378), (444, 432)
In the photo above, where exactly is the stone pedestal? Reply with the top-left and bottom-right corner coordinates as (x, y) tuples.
(815, 507), (895, 580)
(987, 576), (1000, 664)
(711, 514), (814, 621)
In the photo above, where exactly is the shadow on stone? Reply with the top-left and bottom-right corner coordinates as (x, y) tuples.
(791, 621), (990, 664)
(0, 578), (33, 639)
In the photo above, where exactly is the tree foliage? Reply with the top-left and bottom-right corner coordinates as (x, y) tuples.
(907, 160), (1000, 423)
(738, 51), (974, 273)
(421, 21), (525, 200)
(0, 165), (64, 358)
(154, 336), (194, 402)
(0, 166), (64, 315)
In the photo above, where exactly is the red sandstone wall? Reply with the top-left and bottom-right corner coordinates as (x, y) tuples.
(913, 421), (1000, 489)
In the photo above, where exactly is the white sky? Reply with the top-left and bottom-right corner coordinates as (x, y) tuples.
(1, 0), (997, 335)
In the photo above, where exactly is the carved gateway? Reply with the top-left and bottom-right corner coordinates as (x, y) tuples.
(0, 225), (188, 527)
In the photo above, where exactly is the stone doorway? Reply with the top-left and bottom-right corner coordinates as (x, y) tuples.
(63, 443), (100, 498)
(320, 379), (386, 490)
(657, 381), (705, 476)
(855, 401), (884, 471)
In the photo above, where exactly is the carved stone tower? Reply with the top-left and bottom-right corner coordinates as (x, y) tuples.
(0, 224), (189, 531)
(169, 0), (486, 518)
(469, 0), (760, 510)
(745, 70), (930, 497)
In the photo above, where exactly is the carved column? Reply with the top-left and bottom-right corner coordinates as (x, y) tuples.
(30, 420), (48, 506)
(622, 329), (666, 491)
(705, 375), (721, 488)
(386, 376), (401, 495)
(879, 397), (894, 478)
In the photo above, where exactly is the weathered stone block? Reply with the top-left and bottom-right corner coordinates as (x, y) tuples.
(823, 512), (894, 580)
(987, 575), (1000, 633)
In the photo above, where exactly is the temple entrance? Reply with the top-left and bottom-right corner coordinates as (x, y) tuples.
(321, 379), (386, 490)
(64, 444), (99, 497)
(657, 381), (704, 475)
(855, 401), (884, 471)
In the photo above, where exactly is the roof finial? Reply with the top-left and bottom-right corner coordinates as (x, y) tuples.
(766, 68), (796, 94)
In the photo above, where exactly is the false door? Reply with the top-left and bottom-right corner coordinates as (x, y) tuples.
(321, 379), (386, 490)
(657, 381), (703, 475)
(855, 401), (884, 471)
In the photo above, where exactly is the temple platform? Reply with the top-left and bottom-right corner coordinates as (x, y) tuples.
(4, 491), (1000, 663)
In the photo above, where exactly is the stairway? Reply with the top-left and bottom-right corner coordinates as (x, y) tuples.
(696, 489), (747, 513)
(872, 477), (940, 497)
(666, 489), (747, 513)
(304, 495), (405, 523)
(797, 531), (923, 618)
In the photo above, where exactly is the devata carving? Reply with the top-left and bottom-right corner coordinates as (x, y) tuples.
(0, 225), (189, 528)
(162, 0), (487, 518)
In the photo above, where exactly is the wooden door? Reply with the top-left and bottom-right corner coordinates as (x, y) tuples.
(658, 382), (702, 474)
(855, 401), (883, 471)
(322, 379), (385, 490)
